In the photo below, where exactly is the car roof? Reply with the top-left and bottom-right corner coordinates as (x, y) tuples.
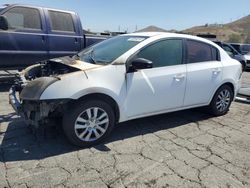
(124, 32), (218, 47)
(125, 32), (165, 37)
(125, 32), (206, 40)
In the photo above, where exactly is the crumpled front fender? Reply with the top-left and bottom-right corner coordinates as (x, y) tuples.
(40, 71), (88, 100)
(20, 77), (59, 100)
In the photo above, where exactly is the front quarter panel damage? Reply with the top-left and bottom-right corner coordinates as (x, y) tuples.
(20, 77), (59, 100)
(21, 99), (70, 128)
(40, 71), (89, 100)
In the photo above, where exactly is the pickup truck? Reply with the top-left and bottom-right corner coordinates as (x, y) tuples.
(0, 4), (108, 69)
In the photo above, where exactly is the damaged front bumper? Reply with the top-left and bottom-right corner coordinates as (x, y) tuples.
(9, 74), (27, 115)
(9, 85), (22, 115)
(9, 76), (69, 128)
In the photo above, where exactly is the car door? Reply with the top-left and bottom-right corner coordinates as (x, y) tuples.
(184, 39), (223, 106)
(46, 10), (81, 59)
(125, 38), (187, 118)
(0, 6), (48, 68)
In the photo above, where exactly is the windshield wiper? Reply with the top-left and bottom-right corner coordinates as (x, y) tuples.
(89, 50), (96, 64)
(94, 59), (110, 64)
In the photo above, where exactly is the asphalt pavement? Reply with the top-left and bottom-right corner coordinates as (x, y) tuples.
(0, 72), (250, 188)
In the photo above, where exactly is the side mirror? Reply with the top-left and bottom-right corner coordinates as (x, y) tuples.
(129, 58), (153, 72)
(0, 16), (8, 30)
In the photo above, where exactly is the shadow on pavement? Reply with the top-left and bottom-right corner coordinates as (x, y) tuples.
(0, 113), (19, 124)
(0, 108), (213, 162)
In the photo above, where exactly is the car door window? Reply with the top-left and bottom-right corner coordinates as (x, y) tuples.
(135, 39), (183, 68)
(48, 10), (75, 32)
(4, 7), (41, 30)
(187, 40), (218, 63)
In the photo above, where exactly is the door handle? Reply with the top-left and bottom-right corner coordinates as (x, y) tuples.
(212, 68), (221, 75)
(174, 74), (185, 81)
(74, 38), (78, 43)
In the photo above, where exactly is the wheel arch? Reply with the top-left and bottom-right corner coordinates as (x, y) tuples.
(210, 81), (235, 104)
(223, 82), (235, 96)
(74, 93), (120, 123)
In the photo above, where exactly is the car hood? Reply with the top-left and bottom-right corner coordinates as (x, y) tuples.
(50, 56), (103, 71)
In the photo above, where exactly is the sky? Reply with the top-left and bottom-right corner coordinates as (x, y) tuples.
(1, 0), (250, 33)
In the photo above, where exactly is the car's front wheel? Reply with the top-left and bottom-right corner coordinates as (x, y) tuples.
(63, 99), (115, 147)
(208, 85), (233, 116)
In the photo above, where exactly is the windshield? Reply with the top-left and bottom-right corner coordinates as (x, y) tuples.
(76, 35), (148, 64)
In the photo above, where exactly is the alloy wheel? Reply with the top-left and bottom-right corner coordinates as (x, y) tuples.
(74, 107), (109, 142)
(215, 89), (231, 112)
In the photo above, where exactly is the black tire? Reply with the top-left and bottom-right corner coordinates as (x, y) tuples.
(63, 99), (115, 147)
(208, 85), (233, 116)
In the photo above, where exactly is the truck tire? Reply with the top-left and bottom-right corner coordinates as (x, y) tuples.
(63, 99), (115, 147)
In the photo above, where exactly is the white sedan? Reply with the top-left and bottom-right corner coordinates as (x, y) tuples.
(10, 32), (242, 147)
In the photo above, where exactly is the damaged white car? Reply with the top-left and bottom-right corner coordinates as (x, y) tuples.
(9, 32), (242, 147)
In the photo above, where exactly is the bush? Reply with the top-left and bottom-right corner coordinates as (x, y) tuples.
(245, 33), (250, 43)
(228, 34), (242, 43)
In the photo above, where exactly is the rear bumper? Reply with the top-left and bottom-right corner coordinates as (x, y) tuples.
(234, 74), (242, 100)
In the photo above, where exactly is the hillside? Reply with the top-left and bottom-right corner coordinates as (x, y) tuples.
(136, 25), (168, 32)
(135, 15), (250, 43)
(183, 15), (250, 43)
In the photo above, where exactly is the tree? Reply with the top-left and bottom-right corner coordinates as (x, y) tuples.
(227, 34), (242, 43)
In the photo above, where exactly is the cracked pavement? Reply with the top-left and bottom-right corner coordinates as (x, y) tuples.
(0, 72), (250, 188)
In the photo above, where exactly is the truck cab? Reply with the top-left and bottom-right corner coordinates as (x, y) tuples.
(0, 4), (84, 69)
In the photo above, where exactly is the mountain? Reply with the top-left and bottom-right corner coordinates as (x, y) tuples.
(134, 15), (250, 43)
(183, 15), (250, 43)
(135, 25), (168, 33)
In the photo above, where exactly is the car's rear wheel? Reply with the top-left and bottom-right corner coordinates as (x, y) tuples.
(208, 85), (233, 116)
(63, 99), (115, 147)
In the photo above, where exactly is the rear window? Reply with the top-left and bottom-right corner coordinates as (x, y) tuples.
(187, 40), (219, 63)
(3, 7), (41, 30)
(48, 10), (75, 32)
